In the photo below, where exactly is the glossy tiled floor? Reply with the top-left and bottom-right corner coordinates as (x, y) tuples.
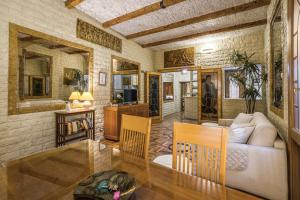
(102, 112), (197, 161)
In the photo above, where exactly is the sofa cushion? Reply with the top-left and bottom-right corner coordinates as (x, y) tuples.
(247, 112), (277, 147)
(229, 125), (255, 144)
(233, 113), (253, 124)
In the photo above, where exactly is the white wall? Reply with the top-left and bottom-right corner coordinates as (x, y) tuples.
(0, 0), (154, 163)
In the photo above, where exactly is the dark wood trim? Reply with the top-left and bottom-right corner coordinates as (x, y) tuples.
(65, 0), (85, 9)
(102, 0), (186, 28)
(141, 19), (267, 48)
(127, 0), (270, 39)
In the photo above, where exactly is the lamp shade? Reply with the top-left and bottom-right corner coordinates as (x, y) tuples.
(69, 91), (81, 100)
(80, 92), (94, 101)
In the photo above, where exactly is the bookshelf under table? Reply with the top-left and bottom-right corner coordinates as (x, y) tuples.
(55, 109), (95, 147)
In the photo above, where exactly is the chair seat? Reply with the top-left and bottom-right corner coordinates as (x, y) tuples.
(153, 154), (172, 168)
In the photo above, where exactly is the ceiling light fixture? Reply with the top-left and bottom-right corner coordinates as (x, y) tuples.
(182, 69), (188, 74)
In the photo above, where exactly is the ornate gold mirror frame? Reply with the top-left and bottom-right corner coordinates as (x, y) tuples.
(269, 0), (284, 118)
(8, 23), (94, 115)
(110, 55), (141, 102)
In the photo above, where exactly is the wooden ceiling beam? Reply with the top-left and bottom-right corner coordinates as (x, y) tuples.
(48, 44), (67, 49)
(19, 36), (40, 42)
(65, 0), (85, 9)
(102, 0), (186, 28)
(127, 0), (270, 39)
(141, 19), (267, 48)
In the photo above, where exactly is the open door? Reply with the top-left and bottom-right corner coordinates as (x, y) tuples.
(198, 68), (222, 123)
(289, 0), (300, 198)
(145, 72), (162, 123)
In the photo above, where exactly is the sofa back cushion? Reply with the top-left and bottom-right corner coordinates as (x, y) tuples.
(247, 112), (277, 147)
(233, 113), (253, 124)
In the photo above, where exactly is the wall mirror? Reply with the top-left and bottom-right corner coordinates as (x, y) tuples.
(270, 1), (283, 117)
(21, 50), (52, 99)
(111, 55), (140, 104)
(9, 23), (93, 115)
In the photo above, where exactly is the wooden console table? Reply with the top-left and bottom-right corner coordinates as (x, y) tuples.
(55, 109), (95, 147)
(104, 104), (149, 141)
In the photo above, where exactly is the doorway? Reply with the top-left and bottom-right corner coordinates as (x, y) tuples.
(198, 68), (222, 123)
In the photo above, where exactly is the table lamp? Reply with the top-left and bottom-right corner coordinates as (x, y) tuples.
(69, 91), (82, 108)
(80, 92), (94, 109)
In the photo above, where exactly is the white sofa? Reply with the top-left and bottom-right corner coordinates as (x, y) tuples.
(153, 112), (288, 200)
(221, 112), (288, 200)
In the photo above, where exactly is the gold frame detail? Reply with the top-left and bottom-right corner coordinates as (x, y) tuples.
(8, 23), (94, 115)
(269, 0), (284, 118)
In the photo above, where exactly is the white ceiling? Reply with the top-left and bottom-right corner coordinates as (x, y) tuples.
(73, 0), (268, 51)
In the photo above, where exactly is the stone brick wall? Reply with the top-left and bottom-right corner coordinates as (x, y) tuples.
(265, 0), (288, 139)
(154, 30), (267, 119)
(0, 0), (154, 163)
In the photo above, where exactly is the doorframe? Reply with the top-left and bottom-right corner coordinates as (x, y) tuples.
(144, 72), (162, 123)
(158, 67), (200, 122)
(198, 68), (222, 124)
(288, 0), (300, 199)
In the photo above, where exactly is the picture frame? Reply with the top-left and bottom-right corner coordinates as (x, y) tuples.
(99, 72), (107, 86)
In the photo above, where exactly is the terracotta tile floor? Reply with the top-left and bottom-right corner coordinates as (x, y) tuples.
(101, 112), (197, 161)
(148, 112), (197, 161)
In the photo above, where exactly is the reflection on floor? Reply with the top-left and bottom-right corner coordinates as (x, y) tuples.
(148, 112), (197, 161)
(101, 112), (197, 161)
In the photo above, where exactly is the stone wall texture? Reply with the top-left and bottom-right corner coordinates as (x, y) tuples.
(0, 0), (154, 163)
(265, 0), (288, 139)
(154, 30), (267, 119)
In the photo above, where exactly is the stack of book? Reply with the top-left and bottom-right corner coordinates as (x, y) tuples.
(65, 118), (92, 135)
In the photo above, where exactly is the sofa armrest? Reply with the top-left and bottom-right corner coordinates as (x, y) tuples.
(274, 137), (286, 150)
(226, 143), (288, 200)
(218, 119), (233, 127)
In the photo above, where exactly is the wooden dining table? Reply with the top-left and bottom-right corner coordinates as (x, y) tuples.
(0, 140), (260, 200)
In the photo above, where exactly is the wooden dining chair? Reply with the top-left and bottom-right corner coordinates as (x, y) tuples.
(172, 122), (228, 185)
(119, 114), (152, 160)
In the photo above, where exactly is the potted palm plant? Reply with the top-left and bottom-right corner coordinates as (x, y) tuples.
(229, 50), (267, 114)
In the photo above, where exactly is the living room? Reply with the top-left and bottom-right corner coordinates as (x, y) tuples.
(0, 0), (299, 199)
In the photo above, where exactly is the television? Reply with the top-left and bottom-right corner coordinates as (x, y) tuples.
(124, 89), (137, 103)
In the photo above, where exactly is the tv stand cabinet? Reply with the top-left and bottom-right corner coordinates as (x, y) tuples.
(103, 103), (149, 141)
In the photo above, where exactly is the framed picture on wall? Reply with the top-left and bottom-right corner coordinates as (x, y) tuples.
(99, 72), (107, 86)
(163, 82), (174, 102)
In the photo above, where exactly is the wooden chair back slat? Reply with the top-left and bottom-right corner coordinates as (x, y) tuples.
(119, 114), (151, 160)
(172, 122), (228, 185)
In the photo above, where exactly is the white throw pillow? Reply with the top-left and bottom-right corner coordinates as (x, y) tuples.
(229, 125), (255, 144)
(233, 113), (253, 124)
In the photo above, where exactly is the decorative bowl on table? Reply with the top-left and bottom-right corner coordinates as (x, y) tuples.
(74, 170), (136, 200)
